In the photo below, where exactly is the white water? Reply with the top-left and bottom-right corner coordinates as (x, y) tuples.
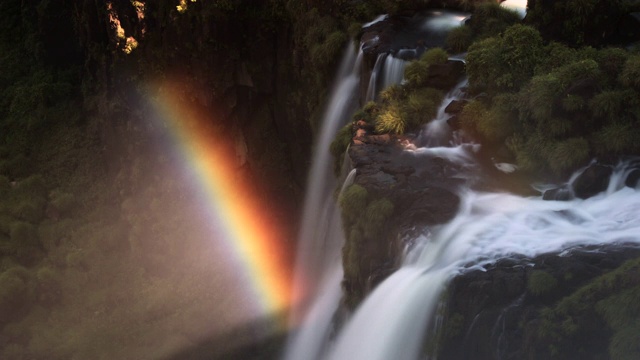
(285, 42), (362, 359)
(500, 0), (527, 18)
(419, 78), (468, 147)
(382, 55), (407, 91)
(327, 161), (640, 360)
(288, 10), (639, 360)
(366, 53), (387, 102)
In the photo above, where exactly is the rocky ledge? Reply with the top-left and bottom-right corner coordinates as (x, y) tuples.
(436, 244), (640, 360)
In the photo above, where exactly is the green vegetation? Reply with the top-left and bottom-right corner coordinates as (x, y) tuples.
(347, 47), (448, 137)
(533, 256), (640, 360)
(461, 22), (640, 178)
(527, 270), (559, 296)
(339, 184), (395, 308)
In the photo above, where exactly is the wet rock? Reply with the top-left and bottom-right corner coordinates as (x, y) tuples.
(572, 164), (613, 199)
(424, 60), (466, 91)
(542, 185), (572, 201)
(625, 168), (640, 188)
(444, 99), (467, 114)
(437, 245), (640, 360)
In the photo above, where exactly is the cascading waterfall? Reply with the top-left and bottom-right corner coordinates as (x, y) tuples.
(365, 53), (387, 102)
(381, 55), (407, 91)
(287, 8), (640, 360)
(284, 42), (362, 360)
(327, 157), (640, 360)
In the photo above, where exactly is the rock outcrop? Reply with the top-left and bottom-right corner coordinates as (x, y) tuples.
(436, 245), (640, 360)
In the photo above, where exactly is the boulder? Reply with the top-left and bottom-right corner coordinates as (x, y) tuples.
(444, 99), (468, 114)
(437, 245), (640, 360)
(571, 164), (613, 199)
(542, 185), (572, 201)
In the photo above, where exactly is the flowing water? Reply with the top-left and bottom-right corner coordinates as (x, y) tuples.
(286, 8), (640, 360)
(284, 42), (362, 360)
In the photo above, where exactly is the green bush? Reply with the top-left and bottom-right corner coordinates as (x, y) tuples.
(593, 122), (640, 156)
(375, 102), (406, 134)
(404, 88), (444, 128)
(446, 26), (473, 53)
(528, 270), (558, 296)
(469, 3), (522, 39)
(310, 30), (348, 70)
(404, 60), (430, 88)
(420, 47), (448, 66)
(379, 84), (405, 104)
(561, 94), (585, 112)
(459, 100), (489, 135)
(519, 74), (563, 122)
(589, 90), (626, 121)
(548, 137), (590, 176)
(619, 55), (640, 90)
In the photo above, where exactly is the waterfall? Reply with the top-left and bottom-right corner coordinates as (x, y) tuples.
(327, 160), (640, 360)
(381, 55), (407, 91)
(418, 78), (468, 147)
(285, 42), (362, 359)
(365, 53), (387, 102)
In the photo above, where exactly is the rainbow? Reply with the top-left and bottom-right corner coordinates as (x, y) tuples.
(146, 80), (297, 328)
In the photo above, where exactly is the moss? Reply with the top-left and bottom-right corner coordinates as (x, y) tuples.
(534, 256), (640, 359)
(329, 123), (353, 176)
(446, 26), (473, 53)
(528, 270), (558, 296)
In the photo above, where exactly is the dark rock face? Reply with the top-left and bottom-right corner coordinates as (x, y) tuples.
(542, 185), (572, 201)
(342, 132), (467, 305)
(572, 164), (613, 199)
(436, 245), (640, 360)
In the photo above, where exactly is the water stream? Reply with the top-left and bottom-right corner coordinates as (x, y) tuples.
(285, 8), (640, 360)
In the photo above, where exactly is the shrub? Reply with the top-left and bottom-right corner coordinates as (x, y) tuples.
(548, 137), (590, 176)
(466, 37), (502, 93)
(403, 60), (430, 88)
(470, 2), (521, 39)
(619, 55), (640, 90)
(375, 102), (406, 134)
(528, 270), (558, 296)
(458, 100), (489, 135)
(477, 107), (514, 144)
(404, 88), (444, 128)
(310, 30), (348, 70)
(589, 90), (625, 121)
(561, 94), (585, 112)
(446, 26), (473, 53)
(420, 47), (448, 66)
(519, 73), (563, 122)
(379, 84), (404, 104)
(593, 122), (640, 156)
(595, 47), (629, 85)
